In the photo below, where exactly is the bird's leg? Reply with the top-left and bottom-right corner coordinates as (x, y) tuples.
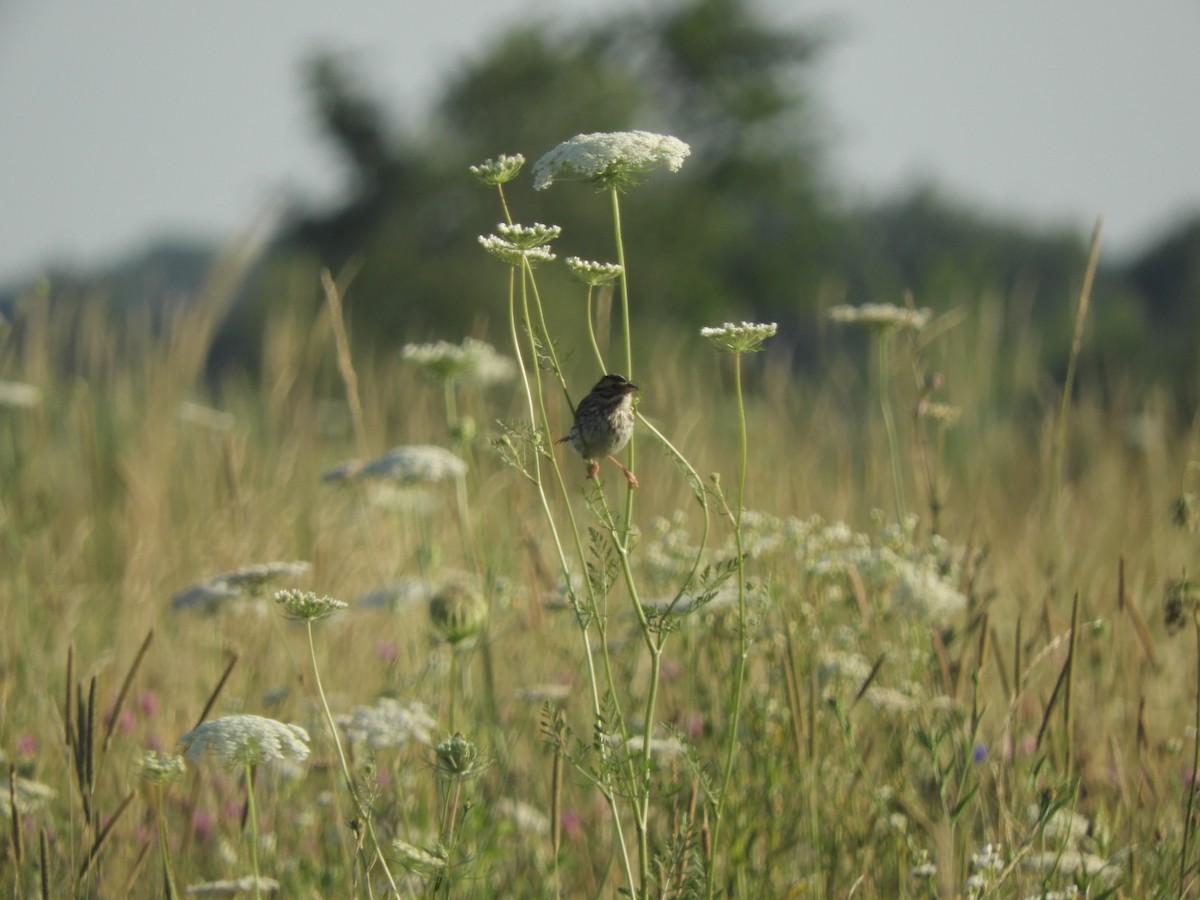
(606, 455), (639, 488)
(586, 459), (602, 480)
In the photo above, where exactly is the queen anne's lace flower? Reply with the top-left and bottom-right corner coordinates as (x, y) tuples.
(701, 321), (778, 353)
(274, 588), (347, 622)
(184, 876), (281, 895)
(0, 380), (41, 409)
(495, 222), (561, 249)
(565, 257), (623, 286)
(179, 715), (310, 768)
(171, 562), (312, 613)
(469, 153), (525, 185)
(478, 234), (556, 267)
(136, 750), (187, 784)
(0, 773), (55, 817)
(402, 337), (516, 386)
(829, 303), (932, 332)
(322, 445), (467, 484)
(533, 131), (691, 190)
(338, 698), (437, 749)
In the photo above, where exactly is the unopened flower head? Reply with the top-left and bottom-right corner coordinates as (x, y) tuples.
(533, 130), (691, 191)
(478, 234), (556, 267)
(402, 337), (516, 386)
(179, 715), (310, 769)
(435, 731), (481, 778)
(429, 581), (489, 645)
(829, 303), (932, 332)
(323, 444), (467, 485)
(274, 588), (347, 622)
(469, 153), (525, 185)
(565, 257), (623, 286)
(701, 321), (778, 354)
(136, 749), (187, 784)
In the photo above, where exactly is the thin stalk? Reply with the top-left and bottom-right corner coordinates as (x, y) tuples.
(243, 764), (262, 900)
(709, 352), (753, 899)
(609, 188), (636, 533)
(585, 285), (608, 375)
(1052, 217), (1103, 503)
(154, 785), (179, 900)
(876, 331), (906, 523)
(306, 622), (399, 894)
(508, 263), (639, 898)
(1181, 616), (1200, 896)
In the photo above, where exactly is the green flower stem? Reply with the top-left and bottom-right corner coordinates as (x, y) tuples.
(877, 331), (907, 523)
(506, 264), (639, 898)
(709, 351), (752, 899)
(243, 762), (262, 900)
(306, 621), (399, 895)
(585, 285), (607, 375)
(609, 187), (636, 532)
(154, 784), (179, 900)
(447, 648), (458, 733)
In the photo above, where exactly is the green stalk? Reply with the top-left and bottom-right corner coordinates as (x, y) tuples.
(876, 331), (907, 523)
(585, 285), (607, 375)
(708, 351), (752, 898)
(154, 784), (179, 900)
(307, 621), (399, 894)
(609, 188), (636, 532)
(243, 763), (262, 900)
(507, 262), (639, 898)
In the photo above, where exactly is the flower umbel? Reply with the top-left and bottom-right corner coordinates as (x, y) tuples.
(469, 153), (525, 185)
(565, 257), (624, 286)
(402, 337), (516, 386)
(701, 321), (778, 354)
(533, 130), (691, 191)
(274, 588), (347, 622)
(478, 234), (556, 267)
(829, 303), (932, 332)
(495, 222), (562, 249)
(322, 444), (467, 484)
(179, 715), (310, 769)
(136, 750), (187, 784)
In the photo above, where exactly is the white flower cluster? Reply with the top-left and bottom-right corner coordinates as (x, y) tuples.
(478, 223), (558, 266)
(829, 303), (932, 332)
(533, 130), (691, 190)
(468, 153), (525, 185)
(0, 773), (56, 817)
(322, 445), (467, 485)
(184, 876), (281, 895)
(565, 256), (623, 286)
(724, 511), (967, 626)
(0, 380), (41, 410)
(274, 588), (347, 622)
(700, 321), (778, 353)
(179, 714), (310, 768)
(338, 698), (437, 749)
(136, 750), (187, 784)
(402, 337), (516, 386)
(171, 561), (312, 613)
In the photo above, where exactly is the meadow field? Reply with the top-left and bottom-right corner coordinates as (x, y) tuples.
(0, 142), (1196, 898)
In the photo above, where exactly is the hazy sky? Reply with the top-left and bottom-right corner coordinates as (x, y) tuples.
(2, 0), (1198, 283)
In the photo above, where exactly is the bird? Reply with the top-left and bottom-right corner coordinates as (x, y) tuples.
(559, 373), (639, 487)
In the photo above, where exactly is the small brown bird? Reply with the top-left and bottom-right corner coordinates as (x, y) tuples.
(560, 373), (639, 487)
